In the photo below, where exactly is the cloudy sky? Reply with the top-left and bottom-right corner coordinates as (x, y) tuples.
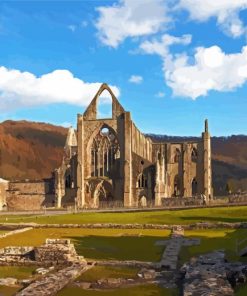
(0, 0), (247, 136)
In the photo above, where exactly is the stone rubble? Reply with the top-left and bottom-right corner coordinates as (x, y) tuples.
(16, 262), (87, 296)
(0, 277), (18, 286)
(180, 251), (247, 296)
(0, 238), (84, 266)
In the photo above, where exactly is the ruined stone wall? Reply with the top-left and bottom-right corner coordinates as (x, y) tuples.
(0, 180), (8, 210)
(56, 83), (212, 209)
(6, 180), (55, 211)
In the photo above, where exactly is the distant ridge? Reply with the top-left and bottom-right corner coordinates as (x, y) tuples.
(0, 120), (246, 194)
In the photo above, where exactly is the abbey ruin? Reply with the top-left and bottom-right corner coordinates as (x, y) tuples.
(55, 83), (212, 209)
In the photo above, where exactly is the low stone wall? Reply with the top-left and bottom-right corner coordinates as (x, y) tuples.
(0, 239), (84, 267)
(34, 239), (82, 265)
(1, 221), (247, 231)
(16, 262), (87, 296)
(161, 197), (205, 207)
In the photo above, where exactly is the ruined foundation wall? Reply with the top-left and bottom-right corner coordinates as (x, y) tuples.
(6, 180), (55, 211)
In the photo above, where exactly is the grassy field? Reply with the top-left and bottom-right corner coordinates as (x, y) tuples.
(0, 266), (36, 279)
(1, 206), (247, 225)
(180, 228), (247, 264)
(58, 284), (178, 296)
(236, 284), (247, 296)
(77, 265), (138, 282)
(0, 228), (170, 262)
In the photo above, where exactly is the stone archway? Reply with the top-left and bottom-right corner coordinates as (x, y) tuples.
(93, 180), (114, 208)
(139, 196), (147, 207)
(192, 178), (197, 196)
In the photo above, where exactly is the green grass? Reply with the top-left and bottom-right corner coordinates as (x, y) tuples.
(0, 230), (7, 235)
(57, 284), (178, 296)
(0, 228), (170, 262)
(0, 266), (36, 279)
(1, 206), (247, 225)
(179, 228), (247, 265)
(236, 284), (247, 296)
(77, 266), (138, 282)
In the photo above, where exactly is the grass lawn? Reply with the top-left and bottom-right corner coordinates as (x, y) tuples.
(179, 228), (247, 265)
(236, 284), (247, 296)
(77, 265), (138, 282)
(0, 230), (7, 235)
(57, 284), (178, 296)
(0, 228), (170, 262)
(1, 206), (247, 225)
(0, 266), (36, 279)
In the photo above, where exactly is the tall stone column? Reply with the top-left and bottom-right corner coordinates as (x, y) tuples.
(123, 112), (133, 207)
(202, 119), (212, 199)
(76, 114), (85, 208)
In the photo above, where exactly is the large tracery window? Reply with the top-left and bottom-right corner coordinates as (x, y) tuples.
(90, 127), (120, 177)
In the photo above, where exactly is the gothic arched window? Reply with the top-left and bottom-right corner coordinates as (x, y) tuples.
(90, 126), (120, 177)
(191, 148), (198, 162)
(174, 148), (181, 163)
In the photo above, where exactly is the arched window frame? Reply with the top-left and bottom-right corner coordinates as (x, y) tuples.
(90, 126), (120, 177)
(174, 148), (181, 163)
(191, 148), (198, 163)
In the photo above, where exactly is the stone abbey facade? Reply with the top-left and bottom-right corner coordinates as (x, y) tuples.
(55, 83), (212, 208)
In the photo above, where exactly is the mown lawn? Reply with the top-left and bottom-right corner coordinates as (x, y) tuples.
(0, 266), (36, 279)
(236, 284), (247, 295)
(179, 228), (247, 265)
(77, 265), (138, 282)
(58, 284), (178, 296)
(1, 206), (247, 225)
(0, 228), (170, 262)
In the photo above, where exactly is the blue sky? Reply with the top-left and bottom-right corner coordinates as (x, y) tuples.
(0, 0), (247, 136)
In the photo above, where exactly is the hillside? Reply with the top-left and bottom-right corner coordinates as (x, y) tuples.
(0, 120), (67, 180)
(0, 121), (246, 195)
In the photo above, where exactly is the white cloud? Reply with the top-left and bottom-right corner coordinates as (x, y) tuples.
(178, 0), (247, 37)
(0, 67), (120, 111)
(128, 75), (143, 84)
(140, 33), (192, 57)
(164, 45), (247, 99)
(96, 0), (170, 47)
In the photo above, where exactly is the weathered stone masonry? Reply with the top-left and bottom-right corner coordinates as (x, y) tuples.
(55, 83), (212, 209)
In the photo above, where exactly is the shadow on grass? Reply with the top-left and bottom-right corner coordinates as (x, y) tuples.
(180, 216), (247, 223)
(179, 228), (247, 266)
(69, 235), (165, 262)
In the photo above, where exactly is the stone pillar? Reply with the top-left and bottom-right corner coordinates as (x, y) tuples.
(123, 112), (133, 207)
(202, 119), (213, 200)
(76, 114), (85, 208)
(182, 143), (190, 197)
(154, 158), (161, 206)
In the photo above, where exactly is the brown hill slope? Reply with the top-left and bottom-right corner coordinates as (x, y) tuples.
(0, 121), (246, 195)
(0, 120), (67, 180)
